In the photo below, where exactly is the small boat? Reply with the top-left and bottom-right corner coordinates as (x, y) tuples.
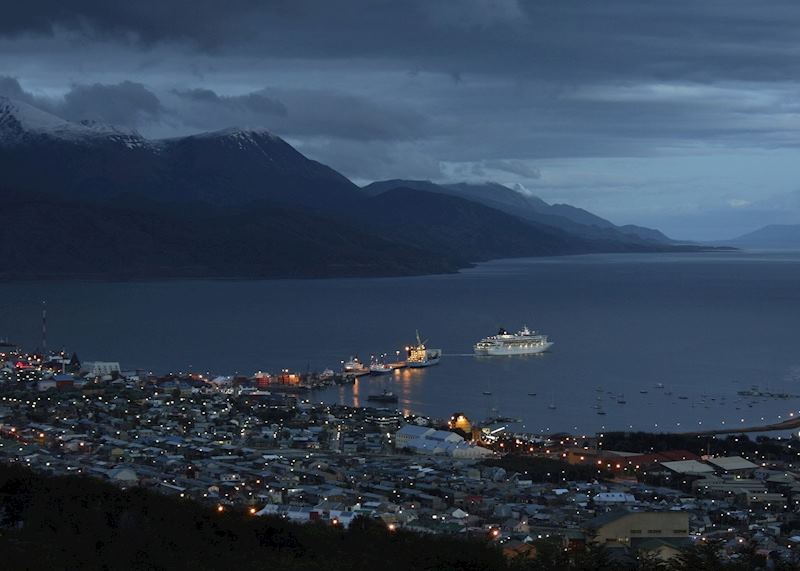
(367, 390), (398, 403)
(342, 357), (369, 376)
(678, 395), (688, 400)
(267, 384), (311, 394)
(547, 404), (557, 410)
(319, 368), (335, 381)
(369, 362), (393, 375)
(655, 382), (665, 389)
(639, 390), (648, 394)
(597, 410), (606, 415)
(528, 392), (537, 396)
(483, 391), (492, 396)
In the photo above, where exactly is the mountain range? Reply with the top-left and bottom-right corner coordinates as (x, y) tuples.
(717, 224), (800, 249)
(0, 95), (702, 280)
(362, 179), (673, 244)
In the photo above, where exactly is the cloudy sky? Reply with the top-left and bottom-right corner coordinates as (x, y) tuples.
(2, 1), (800, 239)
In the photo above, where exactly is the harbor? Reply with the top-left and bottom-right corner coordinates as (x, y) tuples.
(4, 325), (800, 441)
(4, 336), (800, 567)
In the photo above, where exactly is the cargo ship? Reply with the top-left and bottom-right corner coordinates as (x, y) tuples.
(405, 331), (441, 368)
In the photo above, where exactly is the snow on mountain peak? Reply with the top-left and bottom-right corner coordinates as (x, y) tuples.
(0, 96), (145, 146)
(0, 96), (77, 139)
(198, 126), (280, 142)
(78, 118), (140, 137)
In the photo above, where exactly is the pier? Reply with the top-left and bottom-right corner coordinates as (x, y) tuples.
(680, 415), (800, 436)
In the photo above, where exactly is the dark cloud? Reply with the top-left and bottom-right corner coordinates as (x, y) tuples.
(0, 1), (266, 48)
(0, 76), (31, 101)
(59, 81), (162, 126)
(2, 2), (800, 237)
(3, 1), (800, 83)
(172, 87), (287, 117)
(0, 76), (162, 128)
(170, 87), (428, 141)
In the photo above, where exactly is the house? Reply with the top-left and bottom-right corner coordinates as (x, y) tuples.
(107, 466), (139, 485)
(636, 539), (684, 561)
(593, 492), (636, 505)
(660, 460), (715, 476)
(705, 456), (759, 475)
(584, 510), (689, 553)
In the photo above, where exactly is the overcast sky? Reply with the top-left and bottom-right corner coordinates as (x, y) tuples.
(2, 1), (800, 239)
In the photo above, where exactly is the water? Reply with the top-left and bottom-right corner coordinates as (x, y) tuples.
(2, 250), (800, 435)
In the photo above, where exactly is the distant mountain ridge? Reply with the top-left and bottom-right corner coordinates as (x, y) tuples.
(720, 224), (800, 249)
(0, 96), (701, 280)
(362, 179), (674, 245)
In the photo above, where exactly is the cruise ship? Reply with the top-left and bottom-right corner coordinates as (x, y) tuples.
(473, 326), (553, 356)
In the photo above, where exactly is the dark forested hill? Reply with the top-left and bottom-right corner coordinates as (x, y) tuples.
(351, 188), (587, 262)
(362, 179), (675, 245)
(0, 464), (505, 571)
(0, 463), (783, 570)
(0, 194), (457, 279)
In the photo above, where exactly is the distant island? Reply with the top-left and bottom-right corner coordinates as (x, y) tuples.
(1, 96), (713, 281)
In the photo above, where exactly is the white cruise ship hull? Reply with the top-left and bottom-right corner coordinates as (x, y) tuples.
(474, 341), (553, 356)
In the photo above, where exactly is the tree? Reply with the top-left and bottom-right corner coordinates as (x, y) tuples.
(637, 551), (670, 571)
(668, 540), (725, 571)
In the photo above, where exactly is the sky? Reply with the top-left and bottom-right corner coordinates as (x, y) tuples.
(1, 1), (799, 240)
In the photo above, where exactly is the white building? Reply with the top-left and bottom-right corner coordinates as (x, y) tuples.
(395, 424), (492, 458)
(82, 361), (121, 377)
(395, 425), (436, 449)
(593, 492), (636, 505)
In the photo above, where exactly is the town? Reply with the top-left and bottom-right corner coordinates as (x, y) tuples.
(2, 340), (800, 568)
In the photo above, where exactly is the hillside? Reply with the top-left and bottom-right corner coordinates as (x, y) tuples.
(0, 464), (505, 571)
(0, 96), (704, 280)
(362, 179), (674, 245)
(351, 188), (588, 262)
(0, 97), (361, 211)
(0, 194), (457, 279)
(721, 224), (800, 249)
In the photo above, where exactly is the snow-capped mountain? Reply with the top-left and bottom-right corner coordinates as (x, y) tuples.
(0, 96), (145, 146)
(0, 96), (359, 208)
